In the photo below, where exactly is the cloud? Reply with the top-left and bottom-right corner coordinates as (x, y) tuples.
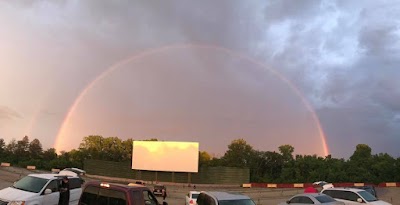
(0, 106), (22, 120)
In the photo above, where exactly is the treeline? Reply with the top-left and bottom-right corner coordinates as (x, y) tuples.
(0, 136), (399, 183)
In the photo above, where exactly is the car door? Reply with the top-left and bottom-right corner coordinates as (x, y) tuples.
(332, 191), (359, 205)
(42, 180), (60, 205)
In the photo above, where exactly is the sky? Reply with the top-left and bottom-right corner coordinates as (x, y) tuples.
(0, 0), (399, 158)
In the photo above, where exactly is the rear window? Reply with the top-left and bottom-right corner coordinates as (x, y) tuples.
(80, 186), (100, 205)
(316, 195), (335, 203)
(191, 193), (199, 199)
(98, 189), (127, 205)
(218, 199), (256, 205)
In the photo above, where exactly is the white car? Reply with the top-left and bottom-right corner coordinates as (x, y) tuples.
(321, 187), (391, 205)
(196, 191), (256, 205)
(279, 193), (344, 205)
(185, 191), (200, 205)
(0, 173), (83, 205)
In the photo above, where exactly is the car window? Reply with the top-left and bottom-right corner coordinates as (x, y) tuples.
(98, 189), (127, 205)
(13, 176), (49, 193)
(340, 191), (359, 202)
(218, 199), (256, 205)
(323, 190), (342, 199)
(192, 193), (199, 199)
(80, 186), (100, 205)
(44, 180), (59, 193)
(143, 190), (158, 205)
(289, 196), (301, 203)
(298, 196), (314, 204)
(69, 178), (83, 189)
(358, 191), (378, 202)
(315, 195), (335, 203)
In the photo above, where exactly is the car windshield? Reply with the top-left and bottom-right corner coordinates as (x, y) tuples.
(13, 176), (49, 193)
(358, 190), (378, 202)
(154, 186), (164, 190)
(315, 195), (336, 203)
(191, 193), (199, 199)
(219, 199), (256, 205)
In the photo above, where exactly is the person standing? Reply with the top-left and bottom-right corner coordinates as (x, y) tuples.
(59, 176), (70, 205)
(161, 188), (167, 201)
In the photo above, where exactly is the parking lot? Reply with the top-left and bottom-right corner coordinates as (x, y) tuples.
(0, 167), (399, 205)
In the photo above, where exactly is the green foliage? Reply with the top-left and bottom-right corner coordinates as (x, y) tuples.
(221, 139), (254, 167)
(0, 136), (399, 184)
(199, 151), (212, 167)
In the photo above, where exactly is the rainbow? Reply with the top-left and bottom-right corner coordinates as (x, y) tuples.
(54, 44), (330, 155)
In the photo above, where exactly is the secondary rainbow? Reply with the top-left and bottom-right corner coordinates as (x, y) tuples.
(54, 44), (330, 155)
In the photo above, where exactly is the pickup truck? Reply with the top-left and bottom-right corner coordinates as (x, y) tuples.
(79, 181), (168, 205)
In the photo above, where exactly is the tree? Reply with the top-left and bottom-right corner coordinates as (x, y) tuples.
(350, 144), (372, 162)
(347, 144), (375, 182)
(15, 136), (30, 160)
(279, 144), (294, 162)
(43, 148), (57, 161)
(79, 135), (105, 160)
(122, 138), (133, 161)
(0, 138), (5, 156)
(29, 138), (43, 159)
(199, 151), (212, 167)
(221, 139), (254, 167)
(5, 139), (17, 155)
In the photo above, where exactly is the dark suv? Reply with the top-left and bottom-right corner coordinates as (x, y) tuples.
(79, 181), (167, 205)
(153, 184), (166, 196)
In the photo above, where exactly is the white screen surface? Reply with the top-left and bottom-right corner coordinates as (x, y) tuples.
(132, 141), (199, 172)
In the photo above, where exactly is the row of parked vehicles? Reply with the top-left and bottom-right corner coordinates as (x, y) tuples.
(184, 185), (391, 205)
(281, 187), (390, 205)
(0, 170), (393, 205)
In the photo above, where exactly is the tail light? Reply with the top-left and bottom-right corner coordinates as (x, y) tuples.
(190, 200), (193, 204)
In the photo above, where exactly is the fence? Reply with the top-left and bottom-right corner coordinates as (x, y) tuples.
(84, 159), (250, 184)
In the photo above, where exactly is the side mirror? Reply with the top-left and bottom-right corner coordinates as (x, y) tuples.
(357, 198), (363, 203)
(44, 189), (52, 195)
(286, 201), (290, 204)
(163, 202), (168, 205)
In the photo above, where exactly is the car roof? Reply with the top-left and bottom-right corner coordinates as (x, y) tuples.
(202, 191), (251, 200)
(28, 173), (79, 180)
(64, 167), (86, 173)
(189, 191), (201, 194)
(86, 181), (148, 190)
(294, 193), (329, 197)
(323, 187), (365, 192)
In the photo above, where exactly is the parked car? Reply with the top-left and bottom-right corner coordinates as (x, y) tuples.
(79, 181), (167, 205)
(279, 193), (344, 205)
(322, 187), (391, 205)
(185, 191), (200, 205)
(196, 191), (255, 205)
(153, 184), (166, 196)
(0, 173), (83, 205)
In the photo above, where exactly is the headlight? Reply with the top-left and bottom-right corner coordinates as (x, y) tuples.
(8, 201), (25, 205)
